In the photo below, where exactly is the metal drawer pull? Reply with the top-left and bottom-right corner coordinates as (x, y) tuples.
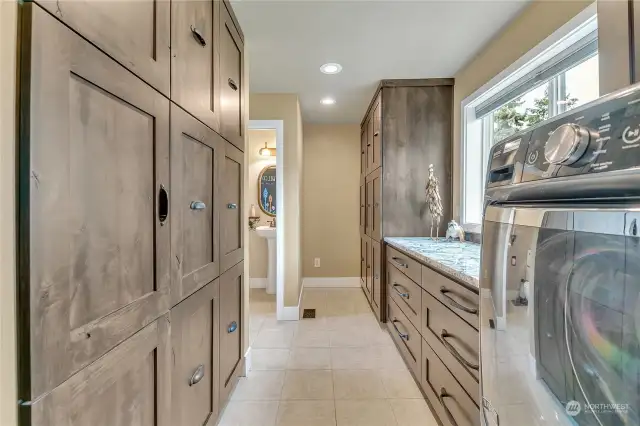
(439, 388), (460, 426)
(391, 319), (409, 341)
(440, 287), (478, 315)
(391, 257), (408, 268)
(190, 201), (206, 210)
(227, 203), (238, 209)
(228, 321), (238, 333)
(392, 283), (410, 299)
(190, 26), (206, 47)
(228, 78), (239, 91)
(374, 131), (379, 136)
(441, 329), (479, 370)
(189, 364), (205, 386)
(158, 184), (169, 226)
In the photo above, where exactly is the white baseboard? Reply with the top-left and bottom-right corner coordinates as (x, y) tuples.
(244, 347), (252, 373)
(302, 277), (360, 288)
(250, 278), (267, 289)
(278, 279), (304, 321)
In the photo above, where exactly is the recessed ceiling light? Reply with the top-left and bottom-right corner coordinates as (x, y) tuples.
(320, 63), (342, 74)
(320, 98), (336, 105)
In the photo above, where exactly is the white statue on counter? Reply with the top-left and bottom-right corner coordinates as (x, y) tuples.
(425, 164), (443, 240)
(445, 220), (465, 241)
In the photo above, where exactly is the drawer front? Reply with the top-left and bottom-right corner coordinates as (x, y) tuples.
(422, 339), (480, 426)
(386, 298), (421, 379)
(220, 3), (245, 151)
(221, 142), (244, 272)
(387, 263), (421, 330)
(360, 184), (366, 236)
(422, 291), (479, 388)
(371, 239), (383, 317)
(219, 262), (244, 406)
(387, 246), (422, 284)
(360, 125), (367, 180)
(422, 265), (479, 329)
(366, 168), (382, 242)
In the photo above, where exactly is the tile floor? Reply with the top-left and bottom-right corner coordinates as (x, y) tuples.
(218, 287), (438, 426)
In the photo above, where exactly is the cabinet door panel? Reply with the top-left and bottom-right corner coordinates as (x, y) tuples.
(360, 126), (367, 180)
(38, 0), (170, 95)
(360, 184), (366, 235)
(171, 0), (221, 131)
(367, 168), (382, 241)
(19, 5), (170, 397)
(220, 3), (245, 150)
(172, 280), (220, 426)
(366, 179), (373, 237)
(31, 315), (171, 426)
(371, 239), (382, 317)
(221, 142), (244, 272)
(366, 115), (374, 173)
(371, 97), (382, 170)
(171, 105), (222, 305)
(219, 261), (244, 406)
(360, 237), (366, 292)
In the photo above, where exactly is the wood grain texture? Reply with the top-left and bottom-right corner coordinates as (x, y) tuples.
(359, 184), (366, 236)
(171, 0), (221, 132)
(30, 314), (172, 426)
(36, 0), (170, 96)
(364, 237), (372, 302)
(371, 96), (382, 171)
(360, 125), (367, 181)
(170, 104), (222, 306)
(371, 239), (382, 318)
(219, 261), (244, 407)
(220, 142), (244, 272)
(360, 236), (367, 293)
(381, 85), (453, 238)
(220, 3), (245, 151)
(19, 5), (170, 398)
(171, 279), (220, 426)
(366, 168), (382, 242)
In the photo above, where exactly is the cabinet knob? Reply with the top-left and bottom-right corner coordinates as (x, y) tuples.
(374, 131), (379, 137)
(189, 364), (205, 386)
(228, 78), (239, 91)
(227, 203), (238, 209)
(190, 26), (207, 47)
(228, 321), (238, 333)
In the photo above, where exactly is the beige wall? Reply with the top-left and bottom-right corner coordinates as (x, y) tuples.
(0, 1), (18, 424)
(302, 124), (360, 278)
(250, 94), (303, 306)
(452, 0), (593, 221)
(248, 129), (277, 278)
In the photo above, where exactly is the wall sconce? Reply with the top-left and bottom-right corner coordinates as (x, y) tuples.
(259, 142), (276, 157)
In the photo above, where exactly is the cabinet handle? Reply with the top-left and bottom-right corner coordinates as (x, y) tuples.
(367, 143), (372, 147)
(190, 201), (206, 210)
(374, 202), (380, 208)
(228, 78), (238, 91)
(391, 257), (408, 269)
(440, 329), (479, 370)
(227, 203), (238, 209)
(439, 388), (460, 426)
(228, 321), (238, 333)
(374, 131), (379, 136)
(391, 319), (409, 341)
(440, 287), (478, 315)
(189, 364), (205, 386)
(392, 283), (410, 299)
(190, 26), (207, 47)
(158, 184), (168, 226)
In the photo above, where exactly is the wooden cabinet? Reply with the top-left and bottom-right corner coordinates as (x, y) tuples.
(366, 116), (374, 174)
(362, 236), (372, 302)
(387, 263), (422, 331)
(360, 184), (366, 236)
(37, 0), (170, 96)
(219, 2), (245, 151)
(221, 142), (245, 272)
(18, 5), (171, 397)
(360, 125), (368, 180)
(366, 168), (382, 242)
(387, 297), (421, 379)
(171, 280), (220, 426)
(371, 239), (382, 314)
(360, 236), (368, 297)
(371, 96), (382, 171)
(30, 315), (171, 426)
(171, 0), (221, 132)
(422, 265), (479, 329)
(171, 105), (223, 306)
(219, 261), (244, 406)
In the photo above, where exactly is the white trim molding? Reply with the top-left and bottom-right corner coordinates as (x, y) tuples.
(279, 279), (304, 321)
(250, 278), (268, 289)
(302, 277), (360, 288)
(244, 347), (252, 374)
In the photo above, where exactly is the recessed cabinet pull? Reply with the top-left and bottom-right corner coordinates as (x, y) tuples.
(158, 184), (169, 226)
(190, 201), (206, 210)
(391, 319), (409, 341)
(374, 131), (379, 136)
(228, 78), (238, 91)
(391, 257), (408, 268)
(227, 203), (238, 209)
(392, 283), (410, 299)
(228, 321), (238, 333)
(190, 26), (207, 47)
(439, 287), (478, 315)
(439, 388), (460, 426)
(189, 364), (205, 386)
(440, 329), (479, 370)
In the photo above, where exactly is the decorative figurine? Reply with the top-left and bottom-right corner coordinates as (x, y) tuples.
(425, 164), (443, 240)
(445, 220), (465, 241)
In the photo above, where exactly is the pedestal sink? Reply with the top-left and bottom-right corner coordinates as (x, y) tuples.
(256, 226), (277, 294)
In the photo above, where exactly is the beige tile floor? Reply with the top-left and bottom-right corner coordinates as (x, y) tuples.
(218, 287), (439, 426)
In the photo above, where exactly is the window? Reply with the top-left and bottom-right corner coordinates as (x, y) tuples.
(461, 14), (599, 227)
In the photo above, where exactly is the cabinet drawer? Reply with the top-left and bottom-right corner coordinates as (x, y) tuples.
(386, 298), (421, 380)
(219, 261), (244, 406)
(220, 2), (245, 151)
(387, 246), (422, 284)
(371, 239), (383, 319)
(387, 263), (421, 330)
(422, 339), (480, 426)
(366, 168), (382, 242)
(422, 291), (479, 396)
(422, 265), (479, 329)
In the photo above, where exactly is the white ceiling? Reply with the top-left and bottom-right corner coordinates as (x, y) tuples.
(232, 0), (530, 123)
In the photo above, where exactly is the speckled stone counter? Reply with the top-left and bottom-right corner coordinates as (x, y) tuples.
(384, 237), (480, 288)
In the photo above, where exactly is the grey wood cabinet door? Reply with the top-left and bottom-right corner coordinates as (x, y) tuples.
(365, 237), (373, 301)
(366, 168), (382, 241)
(18, 5), (171, 399)
(30, 315), (171, 426)
(171, 0), (221, 132)
(360, 125), (367, 181)
(220, 142), (245, 272)
(371, 239), (382, 316)
(171, 105), (222, 306)
(371, 97), (382, 171)
(360, 184), (366, 236)
(171, 280), (220, 426)
(219, 261), (244, 406)
(220, 2), (245, 151)
(366, 114), (375, 174)
(360, 236), (367, 293)
(37, 0), (170, 96)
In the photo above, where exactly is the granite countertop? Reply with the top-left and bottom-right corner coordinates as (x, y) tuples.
(384, 237), (480, 288)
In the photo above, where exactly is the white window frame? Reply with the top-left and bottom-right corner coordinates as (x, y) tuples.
(460, 3), (597, 229)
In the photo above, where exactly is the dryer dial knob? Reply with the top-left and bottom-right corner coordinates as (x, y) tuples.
(544, 123), (590, 166)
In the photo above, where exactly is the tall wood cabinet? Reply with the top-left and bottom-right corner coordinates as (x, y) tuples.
(359, 79), (454, 322)
(17, 2), (246, 424)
